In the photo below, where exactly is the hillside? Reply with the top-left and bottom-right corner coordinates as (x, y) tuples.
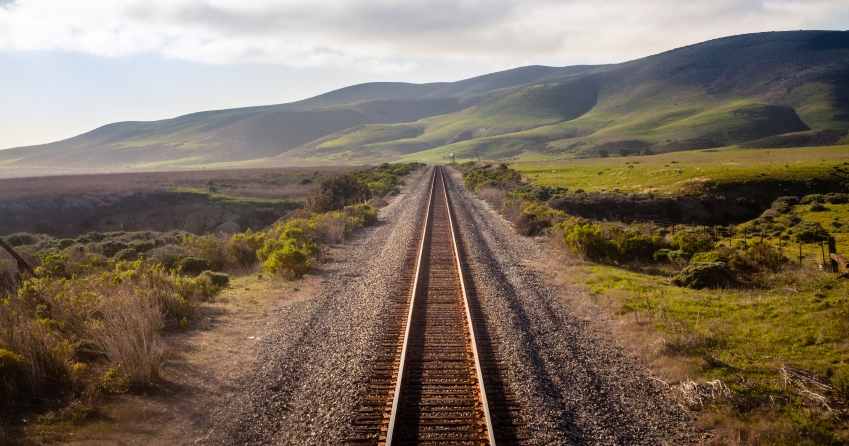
(0, 30), (847, 170)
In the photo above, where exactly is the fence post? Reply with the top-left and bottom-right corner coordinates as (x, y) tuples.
(0, 238), (35, 276)
(821, 241), (827, 268)
(829, 236), (838, 273)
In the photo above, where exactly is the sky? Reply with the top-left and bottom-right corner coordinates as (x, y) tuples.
(1, 0), (848, 150)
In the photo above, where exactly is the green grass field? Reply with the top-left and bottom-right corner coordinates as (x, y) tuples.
(574, 261), (849, 441)
(513, 145), (849, 195)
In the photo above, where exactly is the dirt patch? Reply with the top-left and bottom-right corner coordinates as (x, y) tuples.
(18, 273), (324, 445)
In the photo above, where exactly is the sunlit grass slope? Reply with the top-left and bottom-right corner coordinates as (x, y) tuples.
(513, 145), (849, 195)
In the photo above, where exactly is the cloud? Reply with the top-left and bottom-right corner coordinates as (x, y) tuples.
(0, 0), (847, 70)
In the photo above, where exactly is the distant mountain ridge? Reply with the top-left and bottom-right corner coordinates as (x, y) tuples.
(1, 30), (847, 169)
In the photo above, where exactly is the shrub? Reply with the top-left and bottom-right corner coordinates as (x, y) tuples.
(345, 204), (378, 227)
(728, 251), (762, 281)
(229, 229), (266, 268)
(794, 220), (829, 243)
(672, 262), (736, 289)
(173, 274), (215, 305)
(515, 213), (546, 236)
(618, 233), (658, 262)
(3, 233), (36, 248)
(670, 231), (715, 255)
(801, 194), (825, 205)
(809, 203), (829, 212)
(758, 209), (778, 222)
(558, 219), (618, 262)
(200, 270), (230, 288)
(131, 240), (156, 253)
(746, 241), (788, 272)
(55, 239), (76, 250)
(825, 193), (849, 204)
(262, 241), (311, 278)
(100, 240), (129, 258)
(771, 196), (799, 214)
(304, 172), (370, 214)
(180, 234), (233, 271)
(147, 245), (191, 269)
(174, 256), (211, 275)
(114, 249), (138, 261)
(691, 249), (731, 264)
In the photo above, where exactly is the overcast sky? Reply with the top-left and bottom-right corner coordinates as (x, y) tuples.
(1, 0), (848, 150)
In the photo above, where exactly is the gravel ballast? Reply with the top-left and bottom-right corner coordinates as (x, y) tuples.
(443, 168), (696, 445)
(207, 165), (696, 444)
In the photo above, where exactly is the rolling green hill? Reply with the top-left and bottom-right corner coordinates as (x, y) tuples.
(1, 30), (847, 171)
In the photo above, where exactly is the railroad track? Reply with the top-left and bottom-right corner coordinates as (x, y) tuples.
(349, 166), (526, 445)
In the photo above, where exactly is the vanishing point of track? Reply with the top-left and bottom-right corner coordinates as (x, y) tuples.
(349, 166), (526, 445)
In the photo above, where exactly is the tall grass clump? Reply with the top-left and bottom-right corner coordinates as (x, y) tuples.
(0, 255), (222, 415)
(92, 288), (165, 386)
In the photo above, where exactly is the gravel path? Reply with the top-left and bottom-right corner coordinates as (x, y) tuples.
(207, 165), (696, 445)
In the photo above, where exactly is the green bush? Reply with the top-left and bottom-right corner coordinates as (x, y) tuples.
(3, 233), (36, 248)
(345, 204), (378, 227)
(771, 196), (799, 214)
(746, 241), (788, 272)
(304, 172), (370, 214)
(801, 194), (825, 205)
(114, 248), (138, 262)
(691, 249), (731, 264)
(618, 233), (657, 262)
(230, 229), (266, 267)
(558, 219), (618, 262)
(131, 240), (156, 253)
(56, 238), (76, 250)
(653, 249), (671, 261)
(180, 234), (233, 271)
(146, 245), (191, 270)
(200, 270), (230, 288)
(670, 230), (715, 255)
(174, 256), (211, 275)
(100, 240), (129, 258)
(794, 220), (829, 243)
(262, 241), (311, 278)
(672, 262), (736, 289)
(825, 193), (849, 204)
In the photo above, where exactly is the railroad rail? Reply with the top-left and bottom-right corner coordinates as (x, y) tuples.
(349, 166), (526, 445)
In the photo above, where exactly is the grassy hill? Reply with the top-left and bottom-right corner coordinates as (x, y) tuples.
(0, 31), (847, 171)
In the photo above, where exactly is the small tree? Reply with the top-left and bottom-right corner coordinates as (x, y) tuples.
(304, 173), (370, 214)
